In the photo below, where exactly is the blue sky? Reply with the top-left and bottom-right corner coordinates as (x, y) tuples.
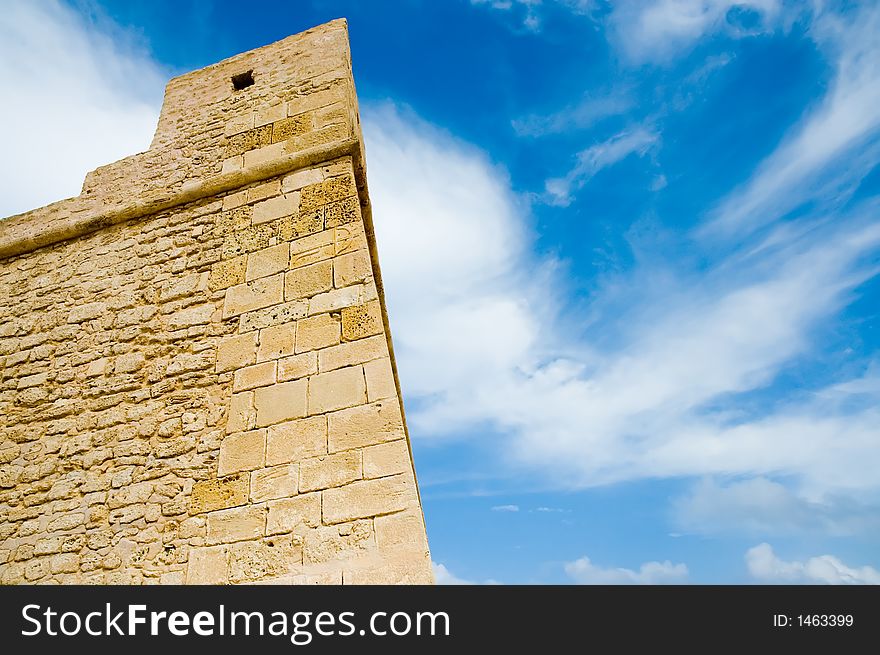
(2, 0), (880, 584)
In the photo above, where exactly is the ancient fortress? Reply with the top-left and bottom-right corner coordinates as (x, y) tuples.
(0, 20), (432, 584)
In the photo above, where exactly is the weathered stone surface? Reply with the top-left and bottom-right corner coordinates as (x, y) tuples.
(0, 19), (431, 586)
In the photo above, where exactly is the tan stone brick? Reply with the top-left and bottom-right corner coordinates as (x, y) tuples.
(221, 222), (276, 258)
(300, 175), (356, 212)
(290, 229), (335, 269)
(304, 520), (374, 565)
(222, 189), (249, 211)
(318, 335), (387, 373)
(335, 223), (368, 256)
(190, 474), (249, 513)
(239, 300), (307, 333)
(295, 313), (340, 353)
(257, 323), (296, 362)
(266, 493), (320, 536)
(266, 416), (327, 466)
(228, 535), (303, 583)
(225, 112), (255, 137)
(285, 260), (332, 300)
(252, 194), (298, 225)
(246, 243), (288, 281)
(255, 102), (286, 128)
(333, 250), (371, 287)
(364, 357), (396, 401)
(159, 272), (203, 302)
(167, 304), (215, 329)
(363, 439), (410, 479)
(233, 361), (277, 392)
(206, 505), (266, 545)
(227, 391), (255, 434)
(244, 142), (286, 168)
(341, 300), (382, 341)
(322, 474), (412, 524)
(308, 285), (363, 315)
(209, 255), (247, 290)
(278, 208), (323, 241)
(247, 180), (281, 204)
(344, 555), (433, 585)
(224, 124), (272, 157)
(250, 463), (298, 503)
(186, 545), (228, 584)
(215, 331), (258, 372)
(277, 351), (318, 382)
(308, 366), (366, 415)
(218, 428), (266, 476)
(324, 196), (361, 228)
(254, 379), (307, 427)
(327, 400), (405, 452)
(216, 205), (252, 235)
(223, 274), (284, 318)
(374, 509), (428, 552)
(272, 114), (313, 142)
(282, 167), (324, 193)
(300, 451), (361, 492)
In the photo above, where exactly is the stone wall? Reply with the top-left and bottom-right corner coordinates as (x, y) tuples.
(0, 20), (432, 585)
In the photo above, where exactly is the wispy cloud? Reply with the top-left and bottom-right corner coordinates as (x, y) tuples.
(492, 504), (521, 512)
(704, 3), (880, 238)
(543, 127), (658, 205)
(565, 554), (688, 584)
(432, 562), (501, 585)
(512, 90), (633, 137)
(746, 543), (880, 584)
(0, 0), (165, 217)
(607, 0), (784, 63)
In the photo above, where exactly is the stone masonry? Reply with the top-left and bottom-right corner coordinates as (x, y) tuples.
(0, 20), (433, 584)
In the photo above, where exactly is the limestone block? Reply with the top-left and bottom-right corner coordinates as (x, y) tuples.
(239, 299), (307, 333)
(255, 102), (286, 128)
(299, 450), (361, 492)
(218, 429), (266, 476)
(257, 323), (296, 362)
(246, 243), (289, 280)
(272, 114), (313, 142)
(299, 175), (356, 212)
(266, 493), (321, 536)
(282, 167), (323, 193)
(186, 545), (228, 584)
(233, 361), (277, 392)
(266, 415), (327, 466)
(277, 208), (324, 242)
(327, 400), (405, 452)
(322, 474), (412, 524)
(243, 142), (286, 169)
(364, 357), (396, 401)
(215, 331), (258, 373)
(344, 556), (434, 585)
(307, 365), (366, 415)
(224, 124), (272, 158)
(254, 379), (307, 427)
(206, 505), (266, 545)
(308, 285), (363, 315)
(252, 194), (299, 225)
(324, 196), (360, 228)
(341, 300), (382, 341)
(285, 260), (332, 300)
(363, 439), (410, 479)
(289, 229), (334, 269)
(295, 313), (340, 353)
(303, 520), (374, 565)
(277, 351), (318, 382)
(247, 180), (281, 204)
(67, 302), (107, 324)
(228, 535), (303, 583)
(226, 392), (255, 434)
(209, 255), (247, 290)
(190, 474), (249, 514)
(167, 304), (215, 330)
(223, 274), (284, 318)
(250, 463), (298, 503)
(318, 335), (387, 373)
(333, 250), (371, 287)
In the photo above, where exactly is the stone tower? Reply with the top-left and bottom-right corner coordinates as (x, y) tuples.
(0, 19), (433, 585)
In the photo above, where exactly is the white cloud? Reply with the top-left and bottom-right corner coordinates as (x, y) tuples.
(674, 478), (880, 536)
(432, 561), (501, 585)
(0, 0), (165, 217)
(565, 554), (688, 584)
(512, 91), (633, 137)
(607, 0), (784, 63)
(705, 3), (880, 238)
(492, 504), (520, 512)
(543, 127), (658, 206)
(746, 543), (880, 584)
